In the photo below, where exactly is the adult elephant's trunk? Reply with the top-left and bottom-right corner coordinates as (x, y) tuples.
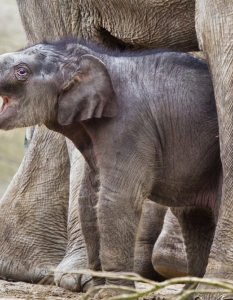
(195, 1), (233, 297)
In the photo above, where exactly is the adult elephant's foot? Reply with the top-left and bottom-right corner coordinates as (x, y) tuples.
(194, 291), (233, 300)
(0, 263), (57, 285)
(54, 254), (92, 292)
(152, 209), (187, 278)
(192, 259), (233, 300)
(134, 201), (167, 281)
(92, 288), (138, 300)
(57, 272), (92, 292)
(193, 285), (233, 300)
(152, 234), (187, 278)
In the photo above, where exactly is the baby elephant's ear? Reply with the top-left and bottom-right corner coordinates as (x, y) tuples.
(58, 54), (118, 125)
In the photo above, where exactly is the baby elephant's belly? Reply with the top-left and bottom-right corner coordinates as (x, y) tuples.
(148, 166), (221, 209)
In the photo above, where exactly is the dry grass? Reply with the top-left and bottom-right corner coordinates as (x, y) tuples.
(28, 270), (233, 300)
(71, 270), (233, 299)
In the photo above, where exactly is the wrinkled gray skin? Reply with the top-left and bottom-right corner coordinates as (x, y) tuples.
(134, 201), (168, 281)
(0, 40), (221, 299)
(0, 125), (92, 290)
(195, 3), (233, 299)
(9, 1), (233, 299)
(0, 126), (68, 283)
(0, 0), (197, 291)
(16, 0), (197, 52)
(135, 202), (188, 280)
(152, 208), (187, 279)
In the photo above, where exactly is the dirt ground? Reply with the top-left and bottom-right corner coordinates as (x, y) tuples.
(0, 280), (184, 300)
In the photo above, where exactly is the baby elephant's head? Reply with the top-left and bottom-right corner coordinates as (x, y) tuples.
(0, 44), (62, 130)
(0, 41), (118, 131)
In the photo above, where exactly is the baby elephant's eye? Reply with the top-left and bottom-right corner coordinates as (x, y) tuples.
(14, 65), (31, 82)
(18, 68), (26, 75)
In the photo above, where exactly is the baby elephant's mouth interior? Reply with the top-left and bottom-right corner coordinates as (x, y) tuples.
(0, 96), (9, 114)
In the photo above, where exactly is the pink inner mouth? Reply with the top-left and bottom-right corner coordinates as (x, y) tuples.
(0, 96), (9, 114)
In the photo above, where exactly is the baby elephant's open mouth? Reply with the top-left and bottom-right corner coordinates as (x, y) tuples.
(0, 96), (9, 114)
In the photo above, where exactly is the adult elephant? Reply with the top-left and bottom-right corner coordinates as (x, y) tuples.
(16, 0), (197, 51)
(194, 2), (233, 299)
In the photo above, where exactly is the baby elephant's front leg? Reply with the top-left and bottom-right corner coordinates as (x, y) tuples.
(95, 186), (142, 299)
(78, 163), (104, 288)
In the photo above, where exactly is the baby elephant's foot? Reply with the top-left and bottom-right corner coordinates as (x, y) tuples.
(57, 272), (92, 292)
(54, 249), (92, 292)
(93, 288), (138, 300)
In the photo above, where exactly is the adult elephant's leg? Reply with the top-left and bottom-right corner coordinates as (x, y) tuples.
(0, 125), (69, 283)
(134, 200), (167, 281)
(152, 208), (187, 279)
(195, 1), (233, 298)
(54, 140), (92, 292)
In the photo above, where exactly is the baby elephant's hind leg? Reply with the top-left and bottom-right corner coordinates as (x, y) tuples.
(171, 206), (216, 281)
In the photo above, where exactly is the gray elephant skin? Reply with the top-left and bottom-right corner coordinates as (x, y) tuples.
(135, 202), (188, 280)
(0, 130), (94, 291)
(5, 1), (233, 299)
(11, 2), (197, 290)
(0, 39), (221, 299)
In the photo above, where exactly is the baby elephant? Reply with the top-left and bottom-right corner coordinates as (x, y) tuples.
(0, 39), (221, 299)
